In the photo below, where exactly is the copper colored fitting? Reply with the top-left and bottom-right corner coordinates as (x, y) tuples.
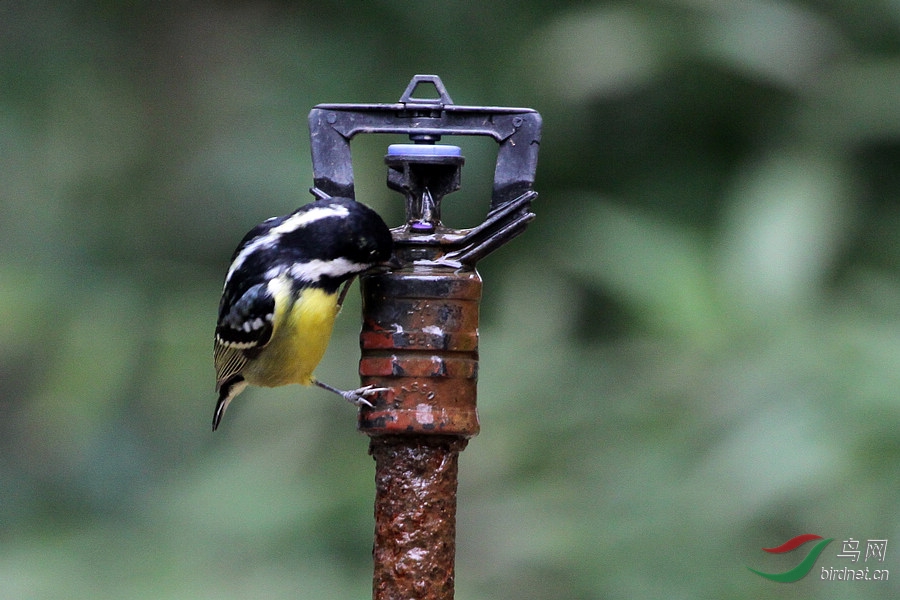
(358, 267), (482, 439)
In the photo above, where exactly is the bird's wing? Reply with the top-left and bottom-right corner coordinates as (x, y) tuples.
(214, 282), (276, 387)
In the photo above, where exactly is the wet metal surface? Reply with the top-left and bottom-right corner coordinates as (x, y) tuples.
(359, 266), (480, 600)
(370, 436), (468, 600)
(358, 268), (481, 438)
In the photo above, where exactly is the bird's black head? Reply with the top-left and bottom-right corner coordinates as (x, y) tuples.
(323, 197), (393, 267)
(224, 197), (394, 298)
(271, 197), (393, 291)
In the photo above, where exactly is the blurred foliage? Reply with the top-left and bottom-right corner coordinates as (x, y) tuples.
(3, 0), (900, 598)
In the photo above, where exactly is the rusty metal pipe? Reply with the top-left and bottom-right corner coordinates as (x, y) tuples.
(359, 265), (481, 600)
(358, 268), (481, 437)
(369, 435), (468, 600)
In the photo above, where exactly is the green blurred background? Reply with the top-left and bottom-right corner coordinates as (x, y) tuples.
(3, 1), (900, 598)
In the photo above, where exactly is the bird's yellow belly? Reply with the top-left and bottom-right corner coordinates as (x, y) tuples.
(243, 287), (339, 388)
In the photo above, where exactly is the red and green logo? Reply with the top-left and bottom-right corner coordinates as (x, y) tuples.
(748, 534), (834, 582)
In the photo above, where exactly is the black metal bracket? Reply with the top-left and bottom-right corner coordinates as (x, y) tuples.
(308, 75), (542, 266)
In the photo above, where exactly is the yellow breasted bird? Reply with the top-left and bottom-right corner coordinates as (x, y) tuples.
(213, 197), (393, 431)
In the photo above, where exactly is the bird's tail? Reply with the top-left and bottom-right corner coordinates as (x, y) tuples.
(212, 376), (247, 431)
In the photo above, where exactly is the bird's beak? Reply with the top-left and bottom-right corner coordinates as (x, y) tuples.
(383, 255), (404, 270)
(365, 255), (403, 274)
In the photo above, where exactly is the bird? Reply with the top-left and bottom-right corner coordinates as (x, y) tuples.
(212, 196), (393, 431)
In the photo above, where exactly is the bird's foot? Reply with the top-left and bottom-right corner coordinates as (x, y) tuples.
(340, 385), (390, 407)
(315, 380), (389, 407)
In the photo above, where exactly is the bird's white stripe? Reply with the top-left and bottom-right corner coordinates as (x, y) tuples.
(271, 205), (350, 236)
(225, 204), (351, 284)
(263, 257), (368, 284)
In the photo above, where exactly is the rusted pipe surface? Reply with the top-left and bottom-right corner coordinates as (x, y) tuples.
(360, 266), (479, 600)
(370, 435), (468, 600)
(358, 268), (481, 438)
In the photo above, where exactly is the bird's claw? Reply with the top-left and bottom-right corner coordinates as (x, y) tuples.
(341, 385), (390, 407)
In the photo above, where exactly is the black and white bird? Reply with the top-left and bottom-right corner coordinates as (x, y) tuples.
(212, 197), (393, 431)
